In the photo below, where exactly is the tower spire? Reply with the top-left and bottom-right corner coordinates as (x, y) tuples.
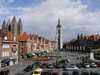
(11, 16), (18, 36)
(57, 18), (61, 28)
(2, 19), (7, 38)
(58, 18), (60, 24)
(56, 18), (63, 50)
(2, 19), (6, 32)
(17, 18), (23, 35)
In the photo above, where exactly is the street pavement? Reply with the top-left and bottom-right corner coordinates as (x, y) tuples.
(0, 51), (99, 75)
(47, 51), (89, 64)
(0, 63), (34, 75)
(1, 62), (100, 75)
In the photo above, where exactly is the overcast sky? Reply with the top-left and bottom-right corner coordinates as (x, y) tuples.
(0, 0), (100, 41)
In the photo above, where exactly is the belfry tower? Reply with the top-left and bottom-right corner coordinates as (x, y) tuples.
(56, 19), (63, 50)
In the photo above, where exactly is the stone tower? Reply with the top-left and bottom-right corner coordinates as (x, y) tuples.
(2, 20), (7, 38)
(56, 19), (63, 50)
(6, 19), (11, 32)
(1, 16), (23, 38)
(17, 18), (23, 35)
(11, 16), (22, 36)
(8, 19), (11, 32)
(2, 20), (6, 31)
(11, 16), (17, 36)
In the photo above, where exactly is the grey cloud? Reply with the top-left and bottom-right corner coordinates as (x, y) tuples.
(8, 0), (100, 40)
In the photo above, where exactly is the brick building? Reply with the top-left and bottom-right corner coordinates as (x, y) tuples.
(0, 31), (57, 57)
(0, 32), (18, 57)
(64, 34), (100, 52)
(0, 17), (57, 57)
(17, 32), (57, 56)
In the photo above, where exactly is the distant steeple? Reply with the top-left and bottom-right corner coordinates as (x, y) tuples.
(17, 18), (23, 35)
(11, 16), (17, 35)
(7, 19), (12, 32)
(12, 16), (16, 22)
(7, 19), (10, 25)
(57, 18), (61, 28)
(11, 16), (16, 26)
(77, 33), (80, 40)
(2, 20), (6, 30)
(80, 33), (83, 39)
(1, 16), (23, 37)
(2, 20), (7, 38)
(11, 16), (16, 30)
(6, 19), (11, 32)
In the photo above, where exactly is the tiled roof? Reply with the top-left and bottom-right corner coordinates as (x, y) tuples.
(17, 32), (29, 41)
(7, 32), (14, 41)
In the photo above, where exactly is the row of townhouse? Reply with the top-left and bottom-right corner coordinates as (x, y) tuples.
(64, 34), (100, 53)
(0, 31), (57, 57)
(18, 32), (57, 56)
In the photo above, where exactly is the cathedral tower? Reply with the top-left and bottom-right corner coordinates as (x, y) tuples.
(17, 18), (23, 35)
(2, 20), (7, 38)
(10, 16), (23, 36)
(1, 16), (23, 37)
(11, 16), (17, 36)
(6, 19), (11, 32)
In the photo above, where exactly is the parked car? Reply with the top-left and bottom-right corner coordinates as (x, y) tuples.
(1, 63), (7, 67)
(1, 58), (10, 67)
(76, 63), (83, 68)
(32, 53), (36, 56)
(83, 63), (90, 68)
(33, 62), (41, 68)
(90, 63), (97, 68)
(47, 63), (55, 69)
(41, 51), (48, 56)
(40, 63), (48, 68)
(64, 65), (79, 71)
(31, 63), (36, 68)
(24, 65), (34, 72)
(32, 68), (42, 75)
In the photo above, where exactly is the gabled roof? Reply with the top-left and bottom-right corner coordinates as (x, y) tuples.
(7, 32), (14, 41)
(17, 32), (29, 41)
